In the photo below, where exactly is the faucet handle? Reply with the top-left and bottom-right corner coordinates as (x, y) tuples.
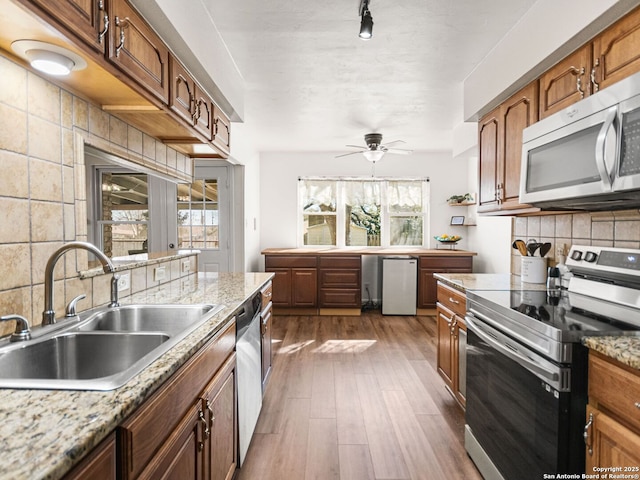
(0, 315), (32, 342)
(66, 294), (87, 317)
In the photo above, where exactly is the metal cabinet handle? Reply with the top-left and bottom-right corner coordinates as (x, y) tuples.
(584, 412), (593, 456)
(199, 409), (210, 439)
(206, 399), (215, 427)
(576, 67), (586, 99)
(98, 0), (109, 43)
(115, 17), (127, 57)
(448, 297), (460, 305)
(635, 402), (640, 409)
(591, 59), (600, 92)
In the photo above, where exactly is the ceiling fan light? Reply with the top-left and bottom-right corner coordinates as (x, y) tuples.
(362, 150), (384, 163)
(26, 49), (75, 76)
(359, 10), (373, 40)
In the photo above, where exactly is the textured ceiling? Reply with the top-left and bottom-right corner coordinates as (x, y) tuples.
(202, 0), (535, 153)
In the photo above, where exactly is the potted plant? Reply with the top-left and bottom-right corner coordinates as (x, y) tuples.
(446, 193), (474, 205)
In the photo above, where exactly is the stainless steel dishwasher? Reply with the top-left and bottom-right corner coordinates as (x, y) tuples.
(235, 292), (262, 466)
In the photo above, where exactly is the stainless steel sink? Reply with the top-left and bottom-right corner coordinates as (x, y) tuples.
(77, 304), (214, 336)
(0, 303), (225, 390)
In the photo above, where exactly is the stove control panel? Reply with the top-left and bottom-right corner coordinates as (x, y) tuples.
(567, 245), (640, 277)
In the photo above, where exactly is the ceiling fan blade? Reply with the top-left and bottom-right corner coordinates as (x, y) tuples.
(344, 144), (368, 150)
(334, 151), (363, 158)
(386, 148), (413, 155)
(382, 140), (406, 147)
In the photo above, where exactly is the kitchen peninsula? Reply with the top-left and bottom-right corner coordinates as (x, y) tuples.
(0, 271), (273, 480)
(262, 247), (477, 315)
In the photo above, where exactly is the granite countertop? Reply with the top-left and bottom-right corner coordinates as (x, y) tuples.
(433, 272), (548, 292)
(434, 273), (640, 372)
(262, 247), (477, 256)
(0, 272), (273, 480)
(582, 336), (640, 371)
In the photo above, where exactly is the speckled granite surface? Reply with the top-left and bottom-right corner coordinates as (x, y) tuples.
(0, 272), (273, 480)
(582, 336), (640, 371)
(433, 272), (548, 292)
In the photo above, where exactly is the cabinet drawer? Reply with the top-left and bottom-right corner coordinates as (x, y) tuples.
(318, 256), (361, 269)
(119, 320), (235, 479)
(261, 281), (273, 306)
(319, 289), (361, 308)
(265, 255), (317, 269)
(420, 256), (472, 269)
(589, 353), (640, 433)
(319, 269), (361, 288)
(437, 283), (466, 317)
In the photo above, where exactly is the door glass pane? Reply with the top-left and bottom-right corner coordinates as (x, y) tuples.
(177, 180), (219, 249)
(344, 181), (380, 246)
(390, 216), (423, 245)
(100, 172), (148, 257)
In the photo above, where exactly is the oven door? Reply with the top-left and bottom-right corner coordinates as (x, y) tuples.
(465, 314), (584, 479)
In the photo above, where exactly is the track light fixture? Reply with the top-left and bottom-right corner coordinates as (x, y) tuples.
(359, 0), (373, 40)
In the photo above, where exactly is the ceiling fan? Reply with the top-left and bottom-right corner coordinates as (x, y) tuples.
(335, 133), (413, 163)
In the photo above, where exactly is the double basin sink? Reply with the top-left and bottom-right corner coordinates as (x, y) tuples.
(0, 303), (225, 390)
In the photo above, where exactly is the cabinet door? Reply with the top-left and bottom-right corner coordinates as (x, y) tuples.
(29, 0), (107, 53)
(291, 268), (317, 307)
(477, 108), (500, 212)
(109, 0), (169, 103)
(137, 404), (204, 480)
(436, 305), (454, 390)
(539, 45), (591, 119)
(204, 360), (237, 480)
(64, 432), (116, 480)
(592, 6), (640, 92)
(269, 268), (292, 307)
(500, 82), (538, 209)
(455, 319), (467, 408)
(169, 56), (195, 125)
(194, 86), (213, 141)
(585, 405), (640, 474)
(212, 106), (231, 156)
(418, 268), (440, 309)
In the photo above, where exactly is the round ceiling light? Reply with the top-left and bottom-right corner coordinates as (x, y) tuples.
(11, 40), (87, 76)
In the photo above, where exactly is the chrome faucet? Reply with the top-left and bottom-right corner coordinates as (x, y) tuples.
(42, 241), (118, 326)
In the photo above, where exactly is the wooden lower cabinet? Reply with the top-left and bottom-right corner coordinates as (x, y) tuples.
(584, 352), (640, 475)
(64, 432), (117, 480)
(318, 255), (361, 311)
(265, 255), (317, 311)
(418, 256), (472, 309)
(436, 282), (467, 408)
(119, 321), (236, 480)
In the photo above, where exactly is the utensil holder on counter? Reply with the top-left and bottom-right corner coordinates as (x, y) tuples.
(521, 256), (547, 284)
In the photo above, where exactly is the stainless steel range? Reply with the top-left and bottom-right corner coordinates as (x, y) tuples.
(464, 245), (640, 480)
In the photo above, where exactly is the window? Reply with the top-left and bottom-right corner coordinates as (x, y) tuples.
(299, 177), (429, 247)
(177, 179), (220, 249)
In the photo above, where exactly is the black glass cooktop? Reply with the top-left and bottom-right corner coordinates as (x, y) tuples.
(466, 288), (637, 340)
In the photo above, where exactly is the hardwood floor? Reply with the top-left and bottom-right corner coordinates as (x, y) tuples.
(237, 312), (482, 480)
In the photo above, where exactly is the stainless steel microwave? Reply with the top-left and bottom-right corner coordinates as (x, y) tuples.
(520, 71), (640, 210)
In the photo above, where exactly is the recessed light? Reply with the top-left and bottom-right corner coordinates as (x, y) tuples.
(11, 40), (87, 76)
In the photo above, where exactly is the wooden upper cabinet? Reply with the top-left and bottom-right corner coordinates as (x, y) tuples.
(592, 6), (640, 93)
(478, 108), (500, 211)
(539, 45), (592, 119)
(29, 0), (108, 53)
(212, 106), (231, 156)
(500, 82), (538, 209)
(109, 0), (169, 103)
(478, 83), (537, 214)
(169, 56), (213, 140)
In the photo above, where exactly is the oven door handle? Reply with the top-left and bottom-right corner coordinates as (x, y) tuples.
(466, 315), (560, 384)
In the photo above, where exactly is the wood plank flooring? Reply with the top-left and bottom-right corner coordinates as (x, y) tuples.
(237, 312), (482, 480)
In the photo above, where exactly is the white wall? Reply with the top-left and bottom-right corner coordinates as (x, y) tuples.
(259, 150), (477, 294)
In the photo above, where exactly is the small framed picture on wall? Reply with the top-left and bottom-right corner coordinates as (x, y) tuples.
(450, 215), (465, 226)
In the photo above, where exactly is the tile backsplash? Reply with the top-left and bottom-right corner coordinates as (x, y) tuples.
(0, 52), (194, 336)
(511, 210), (640, 275)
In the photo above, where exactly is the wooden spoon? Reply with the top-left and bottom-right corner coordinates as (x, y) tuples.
(512, 239), (528, 256)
